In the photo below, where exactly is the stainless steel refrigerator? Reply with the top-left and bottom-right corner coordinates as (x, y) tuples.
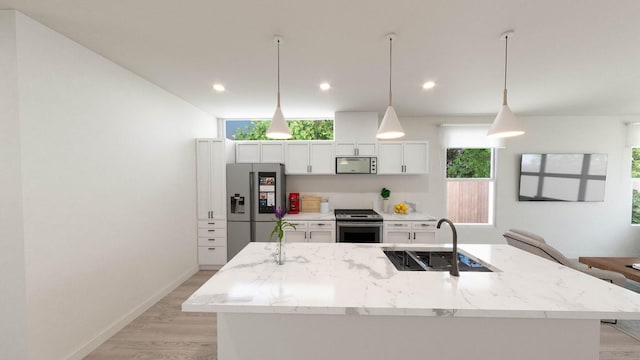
(227, 163), (286, 260)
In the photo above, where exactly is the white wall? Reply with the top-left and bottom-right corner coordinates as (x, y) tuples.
(291, 115), (640, 257)
(6, 11), (216, 360)
(490, 115), (640, 257)
(0, 11), (27, 360)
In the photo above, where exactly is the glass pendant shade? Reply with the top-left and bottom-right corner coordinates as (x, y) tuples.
(266, 105), (291, 139)
(377, 106), (405, 139)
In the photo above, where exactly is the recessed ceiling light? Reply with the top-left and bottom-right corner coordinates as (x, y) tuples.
(212, 83), (225, 92)
(422, 81), (436, 90)
(319, 82), (331, 91)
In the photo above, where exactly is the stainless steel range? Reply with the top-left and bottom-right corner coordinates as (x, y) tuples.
(335, 209), (383, 243)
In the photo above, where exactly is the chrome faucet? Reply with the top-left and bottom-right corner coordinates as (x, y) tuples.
(403, 201), (417, 212)
(436, 218), (460, 277)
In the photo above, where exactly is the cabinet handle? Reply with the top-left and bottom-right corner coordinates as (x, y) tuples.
(304, 232), (307, 239)
(208, 229), (216, 232)
(208, 239), (216, 241)
(317, 223), (325, 226)
(309, 232), (312, 239)
(413, 233), (416, 240)
(208, 248), (216, 250)
(393, 224), (402, 227)
(408, 233), (411, 240)
(208, 222), (216, 225)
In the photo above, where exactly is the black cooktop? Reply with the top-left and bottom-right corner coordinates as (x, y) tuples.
(334, 209), (382, 221)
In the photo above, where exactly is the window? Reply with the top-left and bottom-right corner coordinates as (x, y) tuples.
(225, 119), (334, 140)
(446, 148), (495, 224)
(632, 148), (640, 224)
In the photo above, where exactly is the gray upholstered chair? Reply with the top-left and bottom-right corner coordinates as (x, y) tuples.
(503, 229), (626, 286)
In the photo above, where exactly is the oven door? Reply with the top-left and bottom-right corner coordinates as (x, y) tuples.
(337, 221), (383, 243)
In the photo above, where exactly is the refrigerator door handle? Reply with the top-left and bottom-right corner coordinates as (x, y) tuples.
(249, 172), (255, 221)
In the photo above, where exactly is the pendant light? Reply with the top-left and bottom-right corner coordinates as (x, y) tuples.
(376, 33), (405, 139)
(487, 30), (525, 138)
(266, 35), (292, 139)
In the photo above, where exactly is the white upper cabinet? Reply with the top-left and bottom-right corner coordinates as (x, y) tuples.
(196, 139), (226, 219)
(285, 141), (334, 175)
(260, 142), (285, 163)
(284, 142), (310, 174)
(334, 112), (379, 157)
(309, 142), (335, 174)
(403, 142), (428, 174)
(335, 142), (377, 156)
(236, 141), (285, 164)
(235, 141), (261, 163)
(378, 141), (428, 174)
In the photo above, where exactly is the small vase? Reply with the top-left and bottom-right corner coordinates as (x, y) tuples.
(276, 235), (286, 265)
(382, 198), (390, 213)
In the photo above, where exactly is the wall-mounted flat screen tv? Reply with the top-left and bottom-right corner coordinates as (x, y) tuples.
(519, 153), (608, 202)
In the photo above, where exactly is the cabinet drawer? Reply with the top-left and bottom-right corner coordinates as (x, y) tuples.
(308, 221), (335, 229)
(198, 220), (226, 229)
(198, 246), (227, 265)
(412, 221), (436, 231)
(198, 228), (227, 237)
(384, 221), (411, 230)
(286, 222), (309, 230)
(198, 237), (227, 247)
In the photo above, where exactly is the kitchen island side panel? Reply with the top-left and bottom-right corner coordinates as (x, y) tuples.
(218, 313), (599, 360)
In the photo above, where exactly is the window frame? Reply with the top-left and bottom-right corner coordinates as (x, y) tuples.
(632, 147), (640, 225)
(444, 148), (496, 227)
(224, 118), (335, 141)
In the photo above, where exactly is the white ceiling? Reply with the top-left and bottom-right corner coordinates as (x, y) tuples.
(2, 0), (640, 119)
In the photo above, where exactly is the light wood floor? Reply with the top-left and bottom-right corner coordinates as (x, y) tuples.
(85, 270), (640, 360)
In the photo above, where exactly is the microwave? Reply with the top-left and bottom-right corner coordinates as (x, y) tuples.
(335, 157), (377, 174)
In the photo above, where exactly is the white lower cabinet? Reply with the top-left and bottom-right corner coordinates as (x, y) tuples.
(411, 221), (437, 243)
(197, 219), (227, 266)
(284, 221), (335, 243)
(383, 220), (436, 243)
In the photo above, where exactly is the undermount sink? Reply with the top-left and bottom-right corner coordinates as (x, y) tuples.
(384, 250), (493, 272)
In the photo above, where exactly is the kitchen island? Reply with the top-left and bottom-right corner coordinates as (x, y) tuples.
(182, 242), (640, 360)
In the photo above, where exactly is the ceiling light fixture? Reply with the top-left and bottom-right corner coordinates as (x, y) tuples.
(320, 82), (331, 91)
(376, 33), (405, 139)
(212, 83), (225, 92)
(487, 30), (525, 138)
(266, 35), (292, 139)
(422, 81), (436, 90)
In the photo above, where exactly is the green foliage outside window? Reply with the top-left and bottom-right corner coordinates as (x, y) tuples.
(446, 148), (491, 178)
(633, 148), (640, 178)
(632, 190), (640, 224)
(232, 120), (334, 140)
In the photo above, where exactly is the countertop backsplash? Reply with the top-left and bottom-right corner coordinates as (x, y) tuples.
(291, 192), (433, 215)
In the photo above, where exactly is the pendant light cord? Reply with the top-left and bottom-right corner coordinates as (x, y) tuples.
(503, 34), (509, 105)
(388, 36), (393, 106)
(276, 38), (281, 107)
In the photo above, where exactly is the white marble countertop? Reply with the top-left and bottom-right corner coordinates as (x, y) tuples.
(182, 242), (640, 320)
(380, 212), (438, 221)
(283, 212), (335, 221)
(282, 211), (437, 221)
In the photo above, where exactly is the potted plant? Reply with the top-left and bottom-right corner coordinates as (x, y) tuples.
(381, 187), (391, 213)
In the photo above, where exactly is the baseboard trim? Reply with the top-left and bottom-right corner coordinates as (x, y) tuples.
(64, 265), (200, 360)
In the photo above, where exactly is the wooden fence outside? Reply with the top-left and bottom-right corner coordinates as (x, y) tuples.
(447, 181), (490, 223)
